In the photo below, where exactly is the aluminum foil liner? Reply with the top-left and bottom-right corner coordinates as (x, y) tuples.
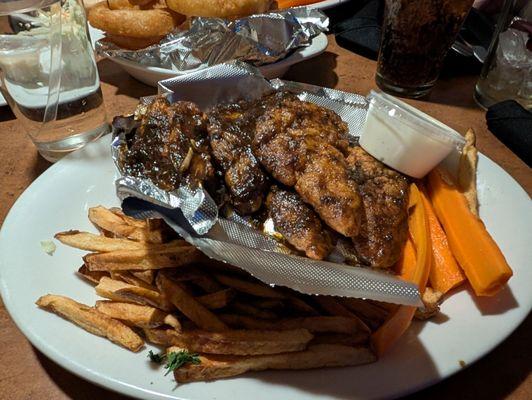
(96, 8), (328, 73)
(113, 62), (422, 306)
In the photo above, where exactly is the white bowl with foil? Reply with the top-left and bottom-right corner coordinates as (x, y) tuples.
(88, 27), (328, 88)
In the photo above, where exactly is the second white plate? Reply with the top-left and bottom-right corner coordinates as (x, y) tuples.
(89, 28), (328, 87)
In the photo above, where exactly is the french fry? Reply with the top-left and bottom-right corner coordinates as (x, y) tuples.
(231, 301), (278, 320)
(284, 294), (319, 315)
(250, 299), (284, 309)
(315, 296), (359, 318)
(310, 333), (369, 347)
(36, 294), (144, 351)
(458, 128), (479, 216)
(315, 297), (372, 333)
(169, 269), (205, 282)
(95, 301), (181, 330)
(280, 316), (370, 336)
(204, 259), (252, 276)
(214, 274), (284, 299)
(415, 287), (443, 320)
(341, 298), (388, 329)
(131, 270), (155, 285)
(156, 273), (227, 331)
(100, 228), (117, 238)
(189, 273), (224, 293)
(83, 241), (199, 271)
(196, 289), (235, 310)
(77, 264), (109, 284)
(172, 344), (376, 382)
(219, 315), (275, 330)
(366, 300), (397, 313)
(144, 327), (313, 355)
(39, 204), (388, 380)
(109, 271), (158, 290)
(109, 207), (150, 228)
(95, 277), (173, 311)
(220, 315), (370, 336)
(111, 209), (174, 240)
(88, 206), (164, 243)
(55, 230), (152, 252)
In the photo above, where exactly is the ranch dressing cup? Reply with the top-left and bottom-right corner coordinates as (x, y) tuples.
(360, 91), (466, 178)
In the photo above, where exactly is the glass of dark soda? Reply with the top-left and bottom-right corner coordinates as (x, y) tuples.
(376, 0), (475, 98)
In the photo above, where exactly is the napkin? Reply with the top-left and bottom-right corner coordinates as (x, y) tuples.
(486, 100), (532, 167)
(330, 0), (383, 60)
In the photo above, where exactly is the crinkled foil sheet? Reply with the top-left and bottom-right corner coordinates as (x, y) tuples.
(96, 8), (328, 72)
(112, 62), (422, 306)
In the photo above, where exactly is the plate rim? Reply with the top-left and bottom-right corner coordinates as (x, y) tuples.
(1, 136), (531, 400)
(311, 0), (352, 9)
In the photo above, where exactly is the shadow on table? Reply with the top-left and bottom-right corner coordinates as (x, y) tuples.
(31, 149), (52, 175)
(409, 313), (531, 400)
(97, 59), (156, 98)
(415, 53), (483, 109)
(250, 331), (438, 400)
(0, 106), (15, 122)
(422, 78), (479, 110)
(34, 348), (133, 400)
(284, 51), (339, 88)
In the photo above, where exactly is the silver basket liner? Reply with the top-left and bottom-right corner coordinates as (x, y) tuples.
(113, 62), (422, 306)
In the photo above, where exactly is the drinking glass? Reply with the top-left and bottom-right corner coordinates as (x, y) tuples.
(0, 0), (109, 162)
(376, 0), (475, 98)
(474, 0), (532, 109)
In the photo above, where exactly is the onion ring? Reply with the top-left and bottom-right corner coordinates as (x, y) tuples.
(106, 0), (168, 10)
(88, 3), (184, 38)
(128, 0), (157, 5)
(103, 34), (164, 50)
(165, 0), (273, 17)
(107, 0), (138, 10)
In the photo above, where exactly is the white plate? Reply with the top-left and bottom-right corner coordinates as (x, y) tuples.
(312, 0), (352, 9)
(0, 92), (6, 107)
(91, 30), (328, 88)
(1, 135), (531, 400)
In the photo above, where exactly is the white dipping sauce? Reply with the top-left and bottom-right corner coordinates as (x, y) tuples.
(360, 91), (465, 178)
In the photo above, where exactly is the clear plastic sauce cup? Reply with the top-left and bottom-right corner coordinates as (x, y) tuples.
(360, 90), (466, 178)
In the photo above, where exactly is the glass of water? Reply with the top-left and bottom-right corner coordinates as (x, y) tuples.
(474, 0), (531, 110)
(0, 0), (109, 162)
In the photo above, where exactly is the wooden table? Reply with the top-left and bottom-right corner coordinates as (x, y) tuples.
(0, 38), (530, 400)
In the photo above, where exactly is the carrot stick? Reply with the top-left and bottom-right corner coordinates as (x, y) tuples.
(426, 169), (513, 296)
(278, 0), (322, 8)
(371, 306), (416, 357)
(406, 183), (432, 294)
(421, 188), (466, 294)
(371, 184), (432, 356)
(395, 237), (416, 280)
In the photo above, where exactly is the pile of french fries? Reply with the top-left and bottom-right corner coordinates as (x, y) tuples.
(37, 206), (437, 382)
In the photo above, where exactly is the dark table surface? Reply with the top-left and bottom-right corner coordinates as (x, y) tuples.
(0, 36), (530, 400)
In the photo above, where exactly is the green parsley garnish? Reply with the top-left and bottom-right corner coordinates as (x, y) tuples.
(148, 350), (165, 363)
(164, 351), (201, 375)
(148, 350), (201, 375)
